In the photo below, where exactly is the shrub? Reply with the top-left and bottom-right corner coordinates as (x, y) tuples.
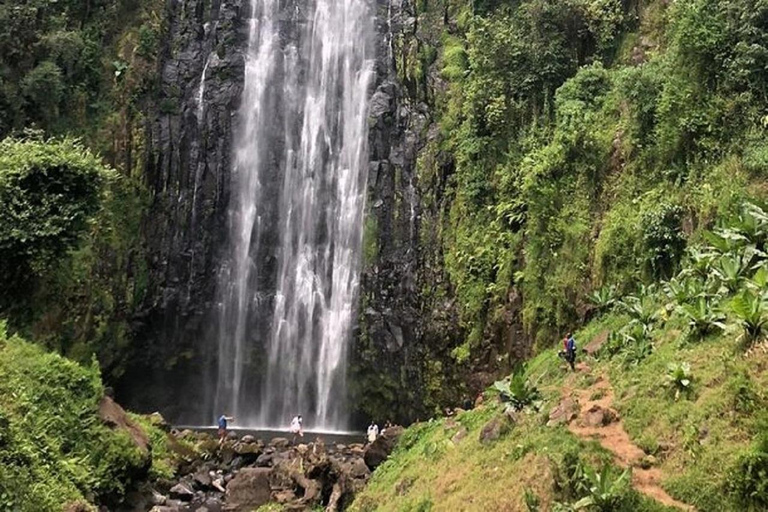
(640, 203), (685, 280)
(730, 289), (768, 346)
(0, 136), (111, 302)
(678, 296), (725, 341)
(494, 368), (541, 412)
(588, 285), (618, 315)
(0, 323), (149, 510)
(665, 362), (693, 401)
(20, 61), (65, 122)
(572, 465), (632, 511)
(729, 435), (768, 510)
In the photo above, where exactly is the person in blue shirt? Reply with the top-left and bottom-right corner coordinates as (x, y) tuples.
(218, 414), (234, 444)
(565, 332), (577, 371)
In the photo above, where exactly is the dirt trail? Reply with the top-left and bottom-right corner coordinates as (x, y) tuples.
(564, 365), (695, 511)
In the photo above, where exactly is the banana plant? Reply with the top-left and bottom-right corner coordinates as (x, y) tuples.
(571, 465), (631, 511)
(587, 285), (618, 313)
(712, 253), (750, 293)
(618, 294), (658, 329)
(730, 289), (768, 345)
(734, 202), (768, 247)
(678, 296), (726, 340)
(619, 321), (653, 366)
(684, 245), (719, 279)
(704, 230), (744, 255)
(494, 369), (541, 412)
(665, 362), (693, 400)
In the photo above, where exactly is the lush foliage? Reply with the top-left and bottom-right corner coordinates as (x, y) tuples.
(0, 0), (163, 145)
(0, 136), (112, 297)
(0, 0), (159, 379)
(0, 322), (150, 511)
(409, 0), (768, 391)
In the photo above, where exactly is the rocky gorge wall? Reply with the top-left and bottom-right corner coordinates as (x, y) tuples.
(120, 0), (511, 426)
(120, 0), (246, 422)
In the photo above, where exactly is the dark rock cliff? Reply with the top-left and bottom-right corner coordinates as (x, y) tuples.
(120, 0), (477, 425)
(120, 0), (246, 422)
(351, 0), (431, 423)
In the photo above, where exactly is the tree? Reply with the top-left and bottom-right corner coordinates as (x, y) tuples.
(0, 136), (112, 304)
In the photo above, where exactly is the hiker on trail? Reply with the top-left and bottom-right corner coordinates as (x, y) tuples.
(290, 414), (303, 444)
(559, 332), (577, 371)
(217, 414), (234, 444)
(367, 421), (379, 444)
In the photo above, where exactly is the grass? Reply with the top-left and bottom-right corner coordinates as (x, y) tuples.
(352, 304), (768, 511)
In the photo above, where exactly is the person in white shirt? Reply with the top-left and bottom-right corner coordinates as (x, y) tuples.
(367, 421), (379, 444)
(290, 415), (303, 444)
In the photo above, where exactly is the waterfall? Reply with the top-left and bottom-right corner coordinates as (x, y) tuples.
(213, 0), (375, 431)
(196, 53), (211, 126)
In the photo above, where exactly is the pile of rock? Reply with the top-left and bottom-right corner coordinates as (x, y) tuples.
(146, 427), (402, 512)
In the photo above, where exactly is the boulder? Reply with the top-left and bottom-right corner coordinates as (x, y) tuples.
(148, 411), (171, 432)
(547, 397), (580, 427)
(240, 434), (256, 444)
(255, 452), (274, 467)
(233, 441), (261, 458)
(581, 405), (618, 427)
(169, 482), (195, 501)
(363, 426), (404, 470)
(270, 437), (290, 448)
(192, 470), (212, 489)
(273, 489), (297, 504)
(639, 454), (658, 469)
(451, 426), (468, 444)
(151, 489), (167, 505)
(478, 415), (512, 444)
(203, 497), (223, 512)
(348, 458), (370, 479)
(98, 396), (149, 454)
(224, 468), (272, 511)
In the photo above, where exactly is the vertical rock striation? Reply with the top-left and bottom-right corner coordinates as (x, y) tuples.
(122, 0), (247, 423)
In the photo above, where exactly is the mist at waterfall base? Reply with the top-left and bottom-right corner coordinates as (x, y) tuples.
(203, 0), (376, 432)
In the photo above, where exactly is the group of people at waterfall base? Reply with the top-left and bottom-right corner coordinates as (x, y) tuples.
(367, 420), (394, 443)
(216, 414), (393, 445)
(216, 335), (577, 444)
(216, 414), (304, 444)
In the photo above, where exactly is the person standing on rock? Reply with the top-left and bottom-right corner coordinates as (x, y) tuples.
(290, 414), (303, 444)
(367, 422), (379, 444)
(218, 414), (234, 445)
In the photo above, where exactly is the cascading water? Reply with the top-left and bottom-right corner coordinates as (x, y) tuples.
(213, 0), (375, 431)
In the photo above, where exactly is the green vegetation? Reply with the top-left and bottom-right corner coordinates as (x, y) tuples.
(352, 203), (768, 510)
(0, 0), (159, 378)
(0, 136), (113, 301)
(0, 321), (197, 511)
(0, 321), (146, 511)
(407, 0), (768, 412)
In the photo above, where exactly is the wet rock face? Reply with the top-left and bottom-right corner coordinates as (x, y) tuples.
(353, 0), (433, 425)
(120, 0), (247, 422)
(120, 0), (458, 426)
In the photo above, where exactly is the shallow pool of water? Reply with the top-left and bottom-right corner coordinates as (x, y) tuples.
(179, 426), (365, 446)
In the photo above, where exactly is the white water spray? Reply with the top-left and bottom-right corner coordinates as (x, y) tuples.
(213, 0), (375, 431)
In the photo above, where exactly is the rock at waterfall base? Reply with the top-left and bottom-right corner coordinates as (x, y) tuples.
(363, 426), (404, 470)
(224, 467), (272, 511)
